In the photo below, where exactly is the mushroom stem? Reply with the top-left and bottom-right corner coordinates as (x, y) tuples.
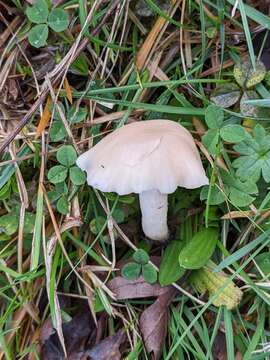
(139, 190), (169, 242)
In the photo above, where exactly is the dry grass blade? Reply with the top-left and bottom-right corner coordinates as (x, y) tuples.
(35, 96), (52, 138)
(63, 77), (73, 104)
(136, 0), (180, 71)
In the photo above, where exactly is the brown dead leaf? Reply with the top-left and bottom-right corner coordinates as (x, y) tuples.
(107, 276), (169, 300)
(41, 309), (97, 359)
(40, 318), (55, 344)
(36, 96), (52, 138)
(139, 287), (176, 360)
(213, 331), (227, 360)
(64, 77), (73, 104)
(84, 330), (126, 360)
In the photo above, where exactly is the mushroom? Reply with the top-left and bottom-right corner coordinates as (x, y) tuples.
(76, 120), (208, 242)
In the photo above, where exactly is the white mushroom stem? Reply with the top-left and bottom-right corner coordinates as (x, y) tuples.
(139, 190), (169, 242)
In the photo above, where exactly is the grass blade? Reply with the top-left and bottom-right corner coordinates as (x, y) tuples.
(224, 308), (234, 360)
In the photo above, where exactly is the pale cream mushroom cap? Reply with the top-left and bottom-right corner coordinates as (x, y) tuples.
(76, 120), (208, 195)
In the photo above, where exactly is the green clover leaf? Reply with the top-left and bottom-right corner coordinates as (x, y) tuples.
(26, 0), (49, 24)
(233, 124), (270, 183)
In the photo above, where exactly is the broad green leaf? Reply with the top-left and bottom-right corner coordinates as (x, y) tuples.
(201, 171), (257, 207)
(121, 262), (141, 281)
(56, 196), (69, 215)
(229, 188), (255, 207)
(67, 105), (88, 124)
(234, 58), (266, 89)
(220, 124), (246, 143)
(48, 8), (69, 32)
(205, 105), (224, 129)
(56, 145), (77, 167)
(0, 214), (18, 235)
(202, 129), (220, 155)
(69, 166), (86, 185)
(200, 185), (226, 205)
(48, 190), (61, 203)
(179, 228), (218, 269)
(210, 83), (241, 108)
(233, 124), (270, 183)
(50, 121), (67, 142)
(90, 217), (106, 235)
(47, 165), (68, 184)
(142, 264), (157, 284)
(159, 241), (186, 286)
(112, 208), (125, 223)
(26, 0), (48, 23)
(133, 249), (149, 265)
(55, 182), (68, 195)
(28, 24), (48, 48)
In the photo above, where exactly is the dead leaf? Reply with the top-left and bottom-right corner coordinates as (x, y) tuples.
(41, 309), (97, 359)
(139, 288), (176, 360)
(64, 77), (73, 104)
(84, 330), (126, 360)
(40, 318), (55, 344)
(213, 331), (227, 360)
(107, 276), (170, 300)
(36, 96), (52, 138)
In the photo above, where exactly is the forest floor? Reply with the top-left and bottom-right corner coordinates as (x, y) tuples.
(1, 0), (270, 359)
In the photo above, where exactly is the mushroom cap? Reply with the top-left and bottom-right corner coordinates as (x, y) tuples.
(76, 120), (209, 195)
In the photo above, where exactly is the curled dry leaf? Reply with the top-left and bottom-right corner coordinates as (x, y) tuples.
(107, 276), (170, 300)
(139, 288), (177, 360)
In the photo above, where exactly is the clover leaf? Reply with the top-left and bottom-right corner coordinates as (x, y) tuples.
(48, 8), (69, 33)
(234, 58), (266, 89)
(233, 124), (270, 183)
(28, 24), (48, 48)
(121, 262), (142, 281)
(202, 105), (247, 155)
(121, 249), (157, 284)
(26, 0), (49, 24)
(210, 83), (241, 109)
(57, 145), (77, 167)
(201, 170), (258, 207)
